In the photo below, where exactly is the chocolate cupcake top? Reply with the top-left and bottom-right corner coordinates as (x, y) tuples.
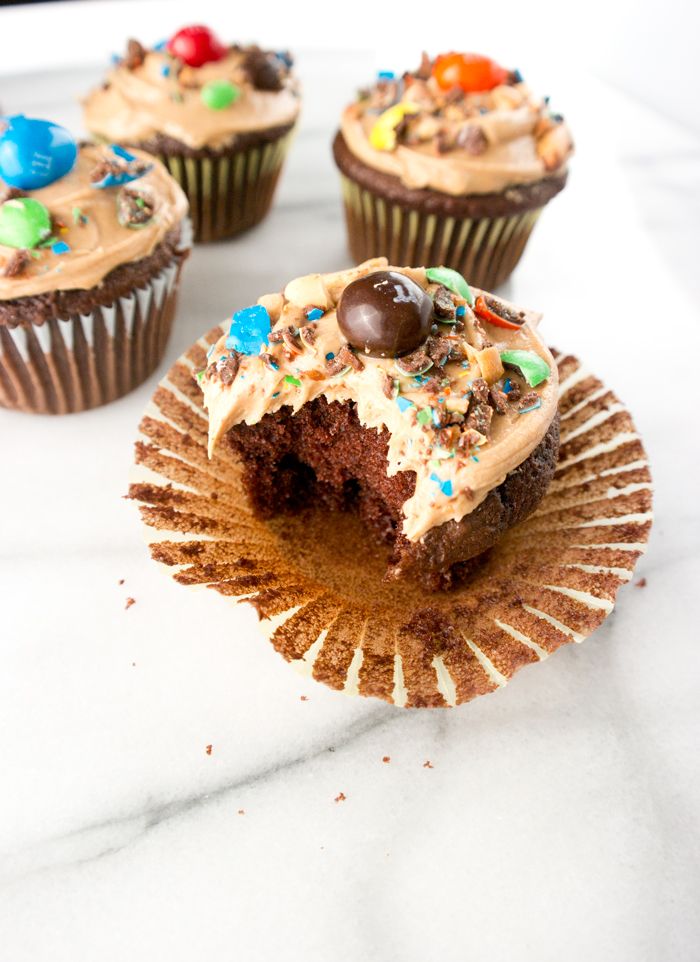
(83, 27), (301, 151)
(340, 52), (573, 196)
(199, 259), (558, 542)
(0, 121), (188, 300)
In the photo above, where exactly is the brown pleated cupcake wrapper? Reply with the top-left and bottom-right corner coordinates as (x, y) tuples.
(129, 331), (653, 708)
(158, 128), (296, 243)
(340, 174), (543, 290)
(0, 220), (191, 415)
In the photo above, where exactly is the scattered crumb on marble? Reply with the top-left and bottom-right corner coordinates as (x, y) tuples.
(382, 756), (390, 763)
(205, 744), (212, 755)
(118, 579), (124, 585)
(238, 810), (244, 815)
(424, 761), (434, 769)
(636, 577), (647, 587)
(334, 792), (346, 803)
(300, 695), (308, 701)
(125, 597), (135, 610)
(132, 662), (135, 667)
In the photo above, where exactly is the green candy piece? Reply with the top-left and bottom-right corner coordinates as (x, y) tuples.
(0, 198), (52, 249)
(201, 79), (240, 111)
(499, 350), (551, 387)
(426, 267), (473, 305)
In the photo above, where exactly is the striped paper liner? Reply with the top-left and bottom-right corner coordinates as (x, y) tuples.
(340, 174), (543, 291)
(158, 128), (296, 243)
(0, 220), (191, 415)
(129, 332), (653, 708)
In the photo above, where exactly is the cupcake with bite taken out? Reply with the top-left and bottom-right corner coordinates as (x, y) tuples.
(198, 260), (559, 590)
(83, 26), (300, 243)
(333, 52), (573, 290)
(0, 115), (190, 414)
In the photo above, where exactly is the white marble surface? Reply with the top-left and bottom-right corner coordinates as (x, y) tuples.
(1, 51), (699, 961)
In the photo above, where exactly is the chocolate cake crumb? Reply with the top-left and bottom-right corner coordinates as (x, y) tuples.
(0, 249), (30, 278)
(519, 391), (539, 410)
(456, 124), (488, 155)
(458, 428), (484, 451)
(268, 324), (295, 343)
(395, 349), (431, 376)
(423, 376), (447, 395)
(466, 403), (493, 439)
(380, 369), (396, 399)
(125, 597), (135, 610)
(423, 761), (434, 769)
(205, 744), (212, 755)
(437, 426), (459, 448)
(117, 187), (154, 226)
(416, 51), (433, 80)
(505, 380), (521, 402)
(425, 335), (451, 367)
(635, 577), (647, 587)
(470, 377), (490, 405)
(260, 352), (278, 371)
(326, 346), (361, 375)
(89, 157), (151, 185)
(208, 355), (240, 386)
(299, 324), (316, 348)
(122, 38), (146, 69)
(449, 411), (465, 425)
(489, 387), (509, 414)
(334, 792), (347, 803)
(118, 579), (124, 585)
(431, 284), (457, 319)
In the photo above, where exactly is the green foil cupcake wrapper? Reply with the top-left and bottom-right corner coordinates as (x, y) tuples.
(158, 129), (296, 243)
(129, 336), (653, 709)
(340, 175), (543, 290)
(0, 222), (190, 414)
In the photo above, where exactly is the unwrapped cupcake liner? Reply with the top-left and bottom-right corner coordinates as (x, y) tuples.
(157, 128), (296, 243)
(0, 220), (191, 415)
(129, 331), (653, 708)
(340, 174), (543, 291)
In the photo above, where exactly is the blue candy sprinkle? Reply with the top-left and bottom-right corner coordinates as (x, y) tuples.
(51, 241), (70, 255)
(456, 305), (466, 317)
(503, 378), (513, 393)
(206, 344), (215, 359)
(431, 409), (442, 426)
(396, 397), (414, 413)
(519, 399), (542, 414)
(153, 39), (168, 51)
(111, 144), (136, 162)
(160, 64), (170, 77)
(513, 68), (523, 83)
(307, 308), (323, 321)
(325, 352), (335, 360)
(111, 53), (120, 65)
(225, 304), (271, 355)
(272, 392), (280, 398)
(430, 472), (441, 484)
(441, 480), (452, 497)
(472, 456), (479, 462)
(276, 51), (293, 67)
(378, 70), (395, 79)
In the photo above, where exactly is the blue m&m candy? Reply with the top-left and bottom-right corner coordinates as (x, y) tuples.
(0, 116), (77, 190)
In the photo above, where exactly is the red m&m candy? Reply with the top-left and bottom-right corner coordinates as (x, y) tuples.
(432, 53), (508, 93)
(167, 26), (227, 68)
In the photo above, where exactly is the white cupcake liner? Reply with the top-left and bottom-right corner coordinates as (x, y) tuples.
(129, 334), (653, 708)
(0, 219), (191, 414)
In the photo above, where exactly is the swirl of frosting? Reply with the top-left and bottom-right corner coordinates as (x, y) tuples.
(0, 144), (188, 299)
(340, 56), (574, 196)
(83, 44), (301, 151)
(201, 259), (558, 542)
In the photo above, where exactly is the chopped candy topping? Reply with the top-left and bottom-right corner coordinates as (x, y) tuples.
(225, 304), (271, 355)
(425, 267), (473, 305)
(500, 350), (551, 387)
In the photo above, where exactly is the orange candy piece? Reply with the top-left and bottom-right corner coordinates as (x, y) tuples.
(432, 53), (508, 93)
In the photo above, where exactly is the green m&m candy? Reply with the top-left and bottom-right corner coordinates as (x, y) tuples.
(499, 350), (551, 387)
(200, 79), (240, 111)
(426, 266), (474, 305)
(0, 197), (52, 248)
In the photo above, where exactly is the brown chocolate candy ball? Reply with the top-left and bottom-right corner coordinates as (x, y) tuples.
(336, 270), (433, 358)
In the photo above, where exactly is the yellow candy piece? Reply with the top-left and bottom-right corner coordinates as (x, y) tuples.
(369, 103), (419, 151)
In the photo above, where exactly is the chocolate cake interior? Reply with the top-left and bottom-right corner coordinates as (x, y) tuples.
(223, 396), (413, 549)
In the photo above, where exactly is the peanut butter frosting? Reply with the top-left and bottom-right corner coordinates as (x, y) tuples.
(200, 259), (558, 542)
(83, 44), (301, 151)
(0, 144), (188, 299)
(340, 56), (573, 196)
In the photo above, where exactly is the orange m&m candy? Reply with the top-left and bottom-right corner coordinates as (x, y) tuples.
(432, 53), (508, 93)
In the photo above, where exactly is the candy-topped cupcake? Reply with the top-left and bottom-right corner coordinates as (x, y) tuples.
(83, 26), (300, 243)
(333, 52), (573, 290)
(0, 116), (189, 414)
(198, 259), (559, 590)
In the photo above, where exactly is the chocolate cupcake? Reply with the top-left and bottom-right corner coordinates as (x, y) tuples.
(198, 259), (559, 590)
(83, 26), (300, 243)
(0, 117), (189, 414)
(333, 53), (573, 290)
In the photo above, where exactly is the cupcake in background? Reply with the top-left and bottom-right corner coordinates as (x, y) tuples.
(333, 52), (573, 290)
(0, 116), (190, 414)
(83, 26), (301, 243)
